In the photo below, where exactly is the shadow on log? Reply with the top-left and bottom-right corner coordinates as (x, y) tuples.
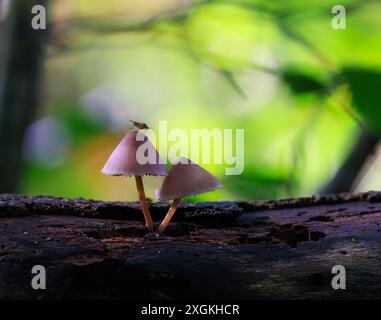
(1, 192), (381, 299)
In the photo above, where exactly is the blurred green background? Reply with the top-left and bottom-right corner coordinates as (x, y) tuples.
(1, 0), (381, 202)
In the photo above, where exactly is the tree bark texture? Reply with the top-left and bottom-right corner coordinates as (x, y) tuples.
(1, 192), (381, 299)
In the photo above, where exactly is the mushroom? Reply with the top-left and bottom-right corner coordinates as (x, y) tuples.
(155, 157), (223, 233)
(101, 130), (167, 231)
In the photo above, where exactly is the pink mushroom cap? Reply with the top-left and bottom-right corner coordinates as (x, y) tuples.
(155, 157), (223, 200)
(101, 130), (167, 177)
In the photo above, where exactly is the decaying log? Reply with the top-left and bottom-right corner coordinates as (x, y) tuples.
(1, 192), (381, 299)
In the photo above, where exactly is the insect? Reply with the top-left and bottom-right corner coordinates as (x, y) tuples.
(130, 120), (149, 130)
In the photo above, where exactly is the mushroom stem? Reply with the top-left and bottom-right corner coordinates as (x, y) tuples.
(157, 198), (182, 233)
(134, 176), (154, 232)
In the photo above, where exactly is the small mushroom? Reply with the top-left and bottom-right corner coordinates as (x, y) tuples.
(155, 157), (223, 233)
(102, 130), (167, 232)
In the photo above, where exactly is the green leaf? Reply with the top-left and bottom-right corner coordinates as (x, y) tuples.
(220, 70), (247, 99)
(222, 171), (290, 200)
(282, 69), (326, 94)
(343, 67), (381, 133)
(58, 107), (103, 141)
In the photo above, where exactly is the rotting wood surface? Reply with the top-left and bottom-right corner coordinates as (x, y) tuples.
(1, 192), (381, 299)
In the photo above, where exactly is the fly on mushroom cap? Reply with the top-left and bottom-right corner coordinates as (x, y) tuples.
(155, 157), (222, 201)
(101, 130), (167, 232)
(155, 157), (223, 233)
